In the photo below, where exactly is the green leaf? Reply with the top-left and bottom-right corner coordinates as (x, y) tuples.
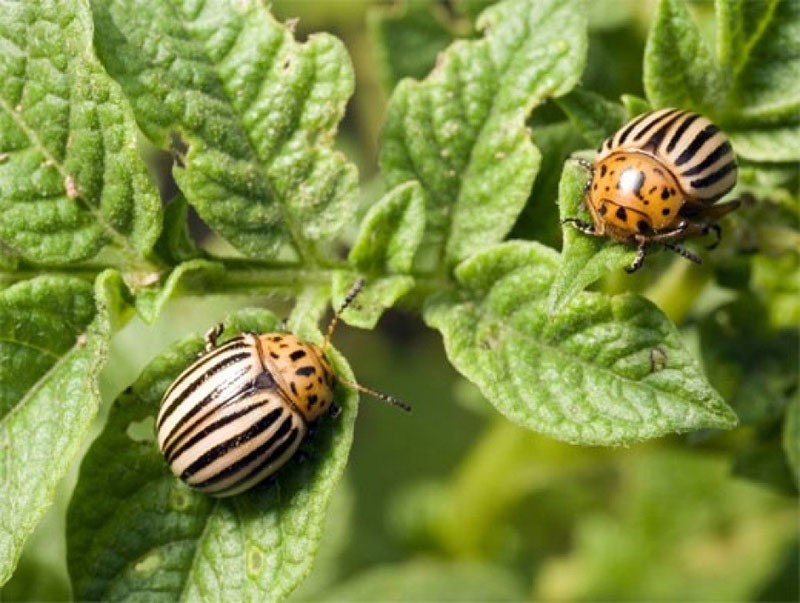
(424, 241), (737, 445)
(717, 0), (800, 125)
(380, 0), (587, 267)
(67, 308), (358, 601)
(0, 1), (161, 266)
(152, 195), (201, 265)
(644, 0), (725, 113)
(328, 181), (425, 329)
(0, 271), (123, 585)
(555, 88), (627, 148)
(509, 121), (587, 248)
(91, 0), (357, 261)
(549, 160), (635, 311)
(728, 124), (800, 162)
(133, 259), (226, 325)
(368, 1), (454, 92)
(350, 181), (426, 275)
(783, 394), (800, 488)
(331, 273), (415, 330)
(318, 559), (526, 602)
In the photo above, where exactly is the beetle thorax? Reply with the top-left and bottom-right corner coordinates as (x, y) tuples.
(256, 333), (336, 422)
(588, 151), (686, 237)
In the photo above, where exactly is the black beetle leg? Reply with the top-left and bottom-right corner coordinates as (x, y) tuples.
(203, 323), (224, 353)
(704, 223), (722, 249)
(664, 242), (702, 264)
(626, 240), (648, 273)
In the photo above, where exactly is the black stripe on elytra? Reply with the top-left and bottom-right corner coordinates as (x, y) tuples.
(616, 111), (652, 145)
(674, 124), (719, 167)
(158, 351), (253, 429)
(181, 407), (289, 481)
(634, 109), (679, 146)
(161, 338), (249, 403)
(665, 112), (699, 153)
(192, 415), (298, 489)
(644, 110), (684, 150)
(680, 140), (732, 177)
(689, 161), (736, 191)
(165, 398), (268, 463)
(211, 426), (302, 496)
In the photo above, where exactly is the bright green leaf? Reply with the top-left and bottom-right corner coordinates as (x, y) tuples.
(644, 0), (725, 113)
(550, 160), (635, 311)
(319, 559), (526, 602)
(380, 0), (587, 267)
(67, 308), (358, 601)
(509, 121), (587, 248)
(0, 1), (161, 266)
(0, 271), (123, 585)
(728, 124), (800, 162)
(425, 241), (737, 445)
(350, 181), (426, 275)
(331, 272), (415, 330)
(91, 0), (357, 261)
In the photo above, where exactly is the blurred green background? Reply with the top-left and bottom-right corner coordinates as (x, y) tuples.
(2, 1), (797, 601)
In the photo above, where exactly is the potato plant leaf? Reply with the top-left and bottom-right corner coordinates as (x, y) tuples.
(90, 0), (357, 261)
(0, 271), (123, 584)
(67, 308), (358, 601)
(549, 160), (635, 311)
(0, 1), (161, 266)
(380, 0), (587, 268)
(646, 0), (800, 161)
(424, 241), (737, 445)
(644, 0), (726, 114)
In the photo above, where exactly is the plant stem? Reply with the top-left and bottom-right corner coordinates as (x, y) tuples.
(643, 259), (713, 324)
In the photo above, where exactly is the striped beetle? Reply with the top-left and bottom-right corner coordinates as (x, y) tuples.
(564, 108), (739, 272)
(156, 279), (409, 497)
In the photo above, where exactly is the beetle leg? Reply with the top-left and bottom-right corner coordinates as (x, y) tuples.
(664, 242), (702, 264)
(203, 323), (224, 352)
(562, 217), (598, 236)
(626, 239), (648, 273)
(329, 403), (342, 419)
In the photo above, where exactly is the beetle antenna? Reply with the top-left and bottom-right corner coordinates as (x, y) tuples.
(338, 377), (411, 412)
(321, 277), (365, 353)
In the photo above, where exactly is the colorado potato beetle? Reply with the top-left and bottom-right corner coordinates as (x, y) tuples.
(565, 108), (740, 272)
(156, 279), (409, 497)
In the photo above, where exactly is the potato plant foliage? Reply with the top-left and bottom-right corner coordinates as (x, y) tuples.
(0, 0), (797, 601)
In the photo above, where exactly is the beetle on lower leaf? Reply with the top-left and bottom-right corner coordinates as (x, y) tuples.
(564, 108), (740, 273)
(155, 278), (410, 497)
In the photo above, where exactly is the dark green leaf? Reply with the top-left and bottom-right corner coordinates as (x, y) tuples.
(0, 271), (123, 584)
(67, 309), (358, 600)
(91, 0), (357, 260)
(424, 241), (736, 445)
(380, 0), (587, 267)
(0, 1), (161, 265)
